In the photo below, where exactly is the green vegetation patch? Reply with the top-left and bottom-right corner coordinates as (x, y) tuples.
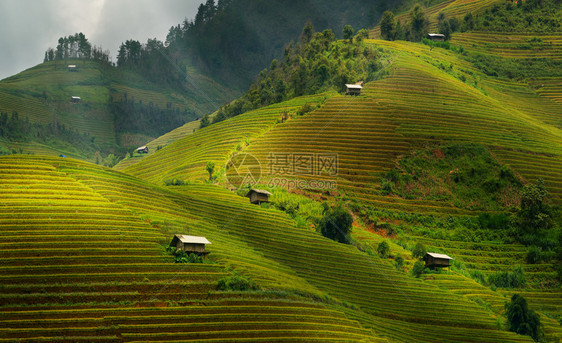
(211, 25), (384, 124)
(381, 143), (522, 211)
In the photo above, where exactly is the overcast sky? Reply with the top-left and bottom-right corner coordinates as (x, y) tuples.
(0, 0), (204, 80)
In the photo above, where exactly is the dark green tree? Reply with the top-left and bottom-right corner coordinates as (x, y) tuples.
(519, 179), (552, 235)
(394, 255), (405, 271)
(319, 205), (353, 244)
(355, 29), (369, 42)
(377, 240), (390, 258)
(412, 242), (427, 259)
(394, 21), (405, 41)
(343, 25), (355, 42)
(200, 114), (210, 128)
(412, 260), (425, 277)
(409, 5), (429, 41)
(380, 10), (396, 40)
(206, 161), (215, 181)
(505, 294), (543, 342)
(438, 19), (452, 40)
(300, 21), (315, 43)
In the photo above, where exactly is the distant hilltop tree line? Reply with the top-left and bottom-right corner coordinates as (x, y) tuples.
(44, 33), (111, 65)
(43, 31), (185, 87)
(380, 0), (561, 42)
(40, 1), (233, 87)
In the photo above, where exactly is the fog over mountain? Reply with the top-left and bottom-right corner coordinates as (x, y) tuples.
(0, 0), (204, 80)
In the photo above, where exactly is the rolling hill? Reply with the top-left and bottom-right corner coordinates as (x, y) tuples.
(0, 155), (543, 342)
(0, 58), (237, 161)
(1, 0), (561, 342)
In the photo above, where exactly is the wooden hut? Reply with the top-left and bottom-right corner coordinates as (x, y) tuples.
(427, 33), (445, 41)
(71, 96), (81, 103)
(246, 189), (272, 205)
(136, 146), (149, 154)
(68, 64), (78, 72)
(170, 234), (211, 256)
(424, 252), (453, 268)
(345, 83), (363, 95)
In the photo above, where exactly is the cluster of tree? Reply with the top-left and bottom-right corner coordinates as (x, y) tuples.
(505, 294), (543, 342)
(164, 0), (390, 88)
(379, 5), (430, 42)
(382, 0), (561, 43)
(467, 0), (561, 33)
(204, 24), (380, 126)
(0, 111), (101, 156)
(44, 33), (110, 65)
(116, 38), (187, 87)
(109, 97), (196, 138)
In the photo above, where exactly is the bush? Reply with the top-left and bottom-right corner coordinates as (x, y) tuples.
(412, 260), (425, 278)
(412, 242), (427, 259)
(505, 294), (543, 342)
(319, 205), (353, 244)
(394, 255), (405, 271)
(470, 270), (486, 284)
(377, 241), (390, 258)
(172, 250), (204, 263)
(164, 178), (186, 186)
(216, 275), (258, 291)
(526, 245), (553, 264)
(488, 265), (526, 288)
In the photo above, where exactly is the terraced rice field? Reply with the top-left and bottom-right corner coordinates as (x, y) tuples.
(115, 116), (210, 171)
(123, 93), (331, 184)
(0, 156), (381, 342)
(439, 0), (502, 18)
(369, 0), (500, 38)
(352, 226), (561, 341)
(451, 32), (562, 60)
(126, 38), (562, 212)
(530, 78), (562, 105)
(1, 155), (538, 342)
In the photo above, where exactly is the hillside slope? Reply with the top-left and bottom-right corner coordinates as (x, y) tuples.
(0, 59), (236, 160)
(124, 38), (562, 206)
(0, 155), (538, 342)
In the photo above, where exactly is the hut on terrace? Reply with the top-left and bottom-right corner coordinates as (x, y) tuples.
(170, 234), (211, 256)
(427, 33), (446, 41)
(246, 189), (272, 205)
(68, 64), (78, 72)
(71, 96), (81, 103)
(345, 82), (363, 95)
(136, 146), (149, 154)
(424, 252), (453, 269)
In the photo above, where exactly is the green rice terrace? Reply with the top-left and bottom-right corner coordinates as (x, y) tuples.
(0, 155), (550, 342)
(1, 0), (561, 342)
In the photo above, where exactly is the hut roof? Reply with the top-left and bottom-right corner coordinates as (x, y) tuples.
(428, 33), (445, 38)
(68, 64), (77, 68)
(136, 146), (147, 150)
(426, 252), (453, 260)
(345, 84), (363, 90)
(173, 234), (211, 245)
(246, 189), (272, 197)
(71, 96), (81, 100)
